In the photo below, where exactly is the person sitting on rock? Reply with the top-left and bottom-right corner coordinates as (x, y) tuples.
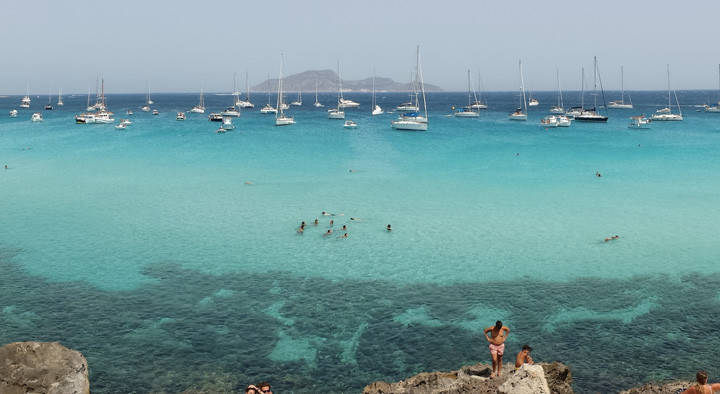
(680, 371), (720, 394)
(515, 344), (534, 370)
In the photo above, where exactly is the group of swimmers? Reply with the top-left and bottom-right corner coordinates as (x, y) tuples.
(296, 212), (392, 238)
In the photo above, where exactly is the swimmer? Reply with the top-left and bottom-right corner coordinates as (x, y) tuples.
(350, 217), (364, 221)
(313, 219), (319, 226)
(329, 220), (333, 227)
(323, 230), (333, 237)
(341, 225), (347, 231)
(386, 224), (392, 231)
(322, 212), (331, 216)
(337, 233), (348, 239)
(297, 227), (304, 235)
(245, 181), (253, 185)
(604, 235), (619, 242)
(596, 172), (602, 177)
(4, 165), (7, 170)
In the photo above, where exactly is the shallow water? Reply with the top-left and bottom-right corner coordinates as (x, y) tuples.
(1, 91), (719, 392)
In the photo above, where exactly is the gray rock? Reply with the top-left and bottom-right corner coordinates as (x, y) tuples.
(619, 381), (693, 394)
(498, 364), (550, 394)
(363, 362), (574, 394)
(0, 341), (89, 394)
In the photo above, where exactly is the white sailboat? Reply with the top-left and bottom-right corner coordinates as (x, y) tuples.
(455, 69), (479, 117)
(44, 88), (53, 110)
(191, 77), (205, 113)
(313, 79), (323, 108)
(237, 71), (255, 108)
(371, 70), (383, 115)
(260, 74), (278, 114)
(550, 70), (565, 114)
(508, 60), (528, 121)
(328, 61), (345, 119)
(704, 64), (720, 113)
(275, 55), (295, 126)
(57, 89), (64, 106)
(469, 72), (488, 109)
(395, 72), (420, 112)
(291, 86), (302, 106)
(221, 74), (241, 117)
(391, 45), (428, 131)
(142, 80), (151, 112)
(651, 64), (683, 121)
(608, 66), (633, 109)
(75, 79), (114, 124)
(575, 57), (608, 122)
(20, 84), (30, 108)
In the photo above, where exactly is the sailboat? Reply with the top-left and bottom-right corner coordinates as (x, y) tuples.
(57, 89), (64, 107)
(236, 71), (255, 108)
(221, 74), (241, 117)
(651, 64), (683, 121)
(190, 77), (205, 113)
(608, 66), (633, 109)
(328, 61), (345, 119)
(455, 69), (480, 117)
(528, 89), (539, 106)
(44, 88), (53, 110)
(704, 64), (720, 113)
(550, 70), (565, 114)
(20, 84), (31, 108)
(508, 60), (528, 121)
(575, 56), (608, 122)
(470, 72), (488, 109)
(313, 79), (323, 108)
(75, 79), (114, 124)
(142, 80), (151, 112)
(395, 72), (420, 112)
(391, 45), (428, 131)
(371, 70), (383, 115)
(291, 86), (302, 106)
(275, 55), (295, 126)
(260, 74), (278, 114)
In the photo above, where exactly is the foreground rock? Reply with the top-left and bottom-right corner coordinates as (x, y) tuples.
(363, 362), (573, 394)
(619, 381), (694, 394)
(0, 341), (90, 394)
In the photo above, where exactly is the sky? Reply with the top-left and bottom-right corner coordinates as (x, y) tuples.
(2, 0), (719, 95)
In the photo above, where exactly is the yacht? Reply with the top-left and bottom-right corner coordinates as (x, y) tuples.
(628, 115), (651, 129)
(152, 109), (159, 115)
(9, 109), (18, 117)
(607, 66), (633, 109)
(574, 58), (608, 122)
(455, 70), (480, 118)
(391, 46), (428, 131)
(275, 55), (295, 126)
(115, 123), (126, 130)
(176, 112), (186, 120)
(338, 98), (360, 108)
(191, 78), (206, 113)
(236, 71), (255, 108)
(208, 113), (223, 122)
(75, 79), (114, 124)
(260, 74), (277, 114)
(650, 64), (683, 121)
(550, 70), (565, 114)
(328, 61), (345, 119)
(371, 71), (383, 115)
(508, 60), (528, 121)
(31, 113), (43, 122)
(20, 84), (31, 108)
(220, 106), (240, 117)
(343, 120), (357, 129)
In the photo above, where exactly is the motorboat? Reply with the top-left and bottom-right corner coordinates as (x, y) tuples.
(141, 106), (151, 112)
(338, 98), (360, 108)
(31, 113), (43, 122)
(528, 98), (539, 106)
(343, 120), (357, 129)
(120, 119), (132, 125)
(469, 100), (487, 109)
(221, 117), (234, 129)
(115, 123), (126, 130)
(126, 110), (133, 115)
(44, 103), (53, 110)
(215, 126), (227, 133)
(395, 102), (419, 112)
(152, 109), (159, 115)
(557, 115), (571, 127)
(176, 112), (186, 120)
(328, 108), (345, 119)
(628, 115), (651, 129)
(9, 109), (18, 117)
(541, 115), (558, 127)
(208, 113), (223, 121)
(20, 84), (30, 108)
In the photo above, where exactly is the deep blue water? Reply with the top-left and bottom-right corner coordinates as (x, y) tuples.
(1, 90), (720, 393)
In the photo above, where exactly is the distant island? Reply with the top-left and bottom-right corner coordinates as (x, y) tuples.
(251, 70), (443, 93)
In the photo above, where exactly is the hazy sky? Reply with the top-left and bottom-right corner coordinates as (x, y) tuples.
(3, 0), (719, 94)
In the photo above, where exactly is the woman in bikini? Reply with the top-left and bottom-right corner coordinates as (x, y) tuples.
(680, 371), (720, 394)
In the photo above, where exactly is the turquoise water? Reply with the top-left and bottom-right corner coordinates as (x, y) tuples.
(1, 91), (720, 392)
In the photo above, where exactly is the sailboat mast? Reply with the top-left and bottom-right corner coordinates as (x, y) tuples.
(277, 56), (284, 119)
(417, 45), (427, 119)
(593, 56), (598, 110)
(620, 66), (625, 103)
(467, 69), (472, 108)
(519, 60), (527, 113)
(372, 69), (376, 109)
(667, 64), (671, 110)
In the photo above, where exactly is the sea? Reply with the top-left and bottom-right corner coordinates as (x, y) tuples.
(1, 89), (719, 393)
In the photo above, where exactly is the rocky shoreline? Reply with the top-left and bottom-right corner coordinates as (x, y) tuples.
(0, 342), (697, 393)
